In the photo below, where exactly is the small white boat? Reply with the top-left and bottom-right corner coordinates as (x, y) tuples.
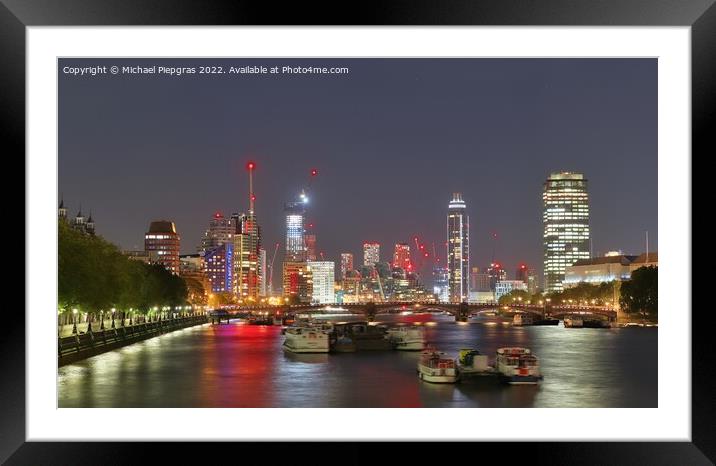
(417, 350), (458, 383)
(283, 327), (330, 353)
(495, 347), (543, 385)
(387, 326), (426, 351)
(564, 316), (584, 328)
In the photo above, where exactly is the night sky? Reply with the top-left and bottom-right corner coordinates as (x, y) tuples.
(58, 58), (657, 281)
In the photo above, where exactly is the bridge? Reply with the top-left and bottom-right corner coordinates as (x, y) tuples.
(213, 301), (617, 323)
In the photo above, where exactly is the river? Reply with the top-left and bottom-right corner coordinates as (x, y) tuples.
(58, 314), (657, 408)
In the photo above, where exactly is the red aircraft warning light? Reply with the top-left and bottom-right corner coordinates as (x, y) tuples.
(247, 161), (256, 170)
(311, 169), (318, 176)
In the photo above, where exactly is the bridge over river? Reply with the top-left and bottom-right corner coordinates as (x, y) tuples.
(211, 301), (617, 323)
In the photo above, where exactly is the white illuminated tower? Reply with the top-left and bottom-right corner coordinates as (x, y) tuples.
(447, 193), (469, 303)
(307, 261), (335, 304)
(284, 191), (308, 262)
(543, 172), (590, 293)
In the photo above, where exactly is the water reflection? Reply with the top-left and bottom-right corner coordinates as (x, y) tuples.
(58, 316), (657, 408)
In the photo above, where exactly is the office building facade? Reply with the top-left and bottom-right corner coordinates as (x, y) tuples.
(447, 193), (469, 303)
(144, 220), (181, 274)
(543, 172), (590, 293)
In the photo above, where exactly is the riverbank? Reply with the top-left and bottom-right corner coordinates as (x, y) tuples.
(58, 315), (208, 366)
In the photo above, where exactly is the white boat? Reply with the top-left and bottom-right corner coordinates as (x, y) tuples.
(283, 327), (330, 353)
(417, 350), (458, 383)
(387, 326), (426, 351)
(456, 349), (494, 377)
(495, 347), (543, 385)
(564, 316), (584, 328)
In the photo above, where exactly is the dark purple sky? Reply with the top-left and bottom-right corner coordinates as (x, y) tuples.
(59, 58), (657, 280)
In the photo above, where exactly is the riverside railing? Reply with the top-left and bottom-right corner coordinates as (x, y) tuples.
(58, 314), (208, 366)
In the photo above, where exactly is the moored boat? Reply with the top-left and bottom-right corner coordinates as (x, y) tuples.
(283, 327), (330, 353)
(495, 347), (543, 385)
(417, 350), (458, 383)
(512, 313), (533, 326)
(331, 322), (391, 351)
(564, 315), (584, 328)
(386, 326), (426, 351)
(456, 349), (495, 379)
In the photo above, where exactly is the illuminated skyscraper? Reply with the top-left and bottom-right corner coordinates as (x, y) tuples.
(393, 243), (412, 271)
(144, 220), (181, 275)
(447, 193), (469, 303)
(308, 261), (335, 304)
(543, 172), (590, 293)
(363, 242), (380, 267)
(232, 162), (262, 301)
(199, 212), (236, 253)
(340, 253), (354, 279)
(205, 243), (232, 292)
(284, 193), (308, 262)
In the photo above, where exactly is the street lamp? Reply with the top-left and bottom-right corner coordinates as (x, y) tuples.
(111, 308), (116, 329)
(72, 308), (78, 334)
(100, 310), (105, 330)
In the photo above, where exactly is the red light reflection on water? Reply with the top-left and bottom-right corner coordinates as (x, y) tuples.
(200, 323), (279, 407)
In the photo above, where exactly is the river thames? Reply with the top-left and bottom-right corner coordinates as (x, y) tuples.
(58, 314), (657, 408)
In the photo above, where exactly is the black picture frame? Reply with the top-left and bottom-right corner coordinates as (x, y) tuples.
(3, 0), (710, 463)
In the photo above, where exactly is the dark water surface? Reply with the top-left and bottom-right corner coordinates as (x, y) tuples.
(58, 315), (657, 408)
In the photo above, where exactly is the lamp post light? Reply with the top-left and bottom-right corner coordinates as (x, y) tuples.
(72, 308), (78, 334)
(111, 308), (116, 328)
(100, 310), (105, 330)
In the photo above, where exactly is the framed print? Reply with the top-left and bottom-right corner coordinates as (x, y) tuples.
(3, 0), (712, 463)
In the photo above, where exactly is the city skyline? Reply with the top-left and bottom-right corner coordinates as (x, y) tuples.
(59, 58), (657, 277)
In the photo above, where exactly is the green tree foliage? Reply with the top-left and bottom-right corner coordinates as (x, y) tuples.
(498, 289), (531, 305)
(545, 281), (620, 307)
(58, 220), (187, 317)
(619, 266), (658, 319)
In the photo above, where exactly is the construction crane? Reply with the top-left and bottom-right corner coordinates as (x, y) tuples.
(267, 242), (280, 294)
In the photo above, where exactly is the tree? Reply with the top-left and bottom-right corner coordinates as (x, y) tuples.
(619, 266), (658, 321)
(498, 289), (531, 305)
(58, 219), (188, 319)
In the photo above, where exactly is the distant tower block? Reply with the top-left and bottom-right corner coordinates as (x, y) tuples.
(447, 193), (469, 303)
